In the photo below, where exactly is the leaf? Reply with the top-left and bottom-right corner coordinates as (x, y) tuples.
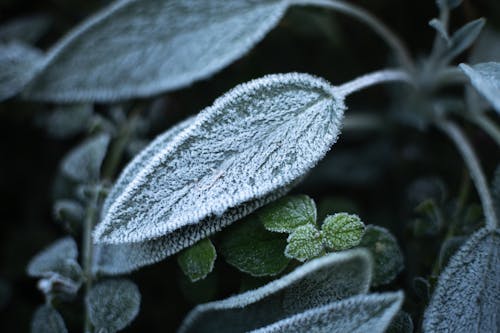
(178, 249), (373, 333)
(460, 62), (500, 113)
(31, 305), (67, 333)
(94, 73), (345, 252)
(249, 292), (404, 333)
(423, 228), (499, 333)
(27, 237), (79, 278)
(23, 0), (290, 102)
(436, 0), (462, 10)
(86, 279), (141, 332)
(0, 41), (43, 101)
(359, 225), (404, 286)
(60, 133), (111, 183)
(429, 18), (450, 45)
(322, 213), (365, 251)
(53, 199), (85, 224)
(285, 224), (324, 262)
(39, 104), (93, 139)
(177, 238), (217, 282)
(219, 215), (290, 277)
(258, 195), (317, 233)
(443, 19), (485, 61)
(0, 14), (52, 44)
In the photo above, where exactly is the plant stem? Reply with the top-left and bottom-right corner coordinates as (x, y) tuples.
(291, 0), (414, 71)
(467, 113), (500, 149)
(437, 119), (498, 230)
(334, 69), (412, 97)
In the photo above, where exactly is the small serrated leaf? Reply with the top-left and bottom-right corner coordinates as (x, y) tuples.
(178, 249), (373, 333)
(423, 228), (499, 333)
(258, 195), (317, 233)
(250, 292), (404, 333)
(86, 279), (141, 332)
(27, 237), (79, 278)
(177, 238), (217, 282)
(220, 215), (289, 277)
(31, 305), (67, 333)
(460, 62), (500, 113)
(360, 225), (404, 286)
(322, 213), (365, 251)
(285, 224), (324, 262)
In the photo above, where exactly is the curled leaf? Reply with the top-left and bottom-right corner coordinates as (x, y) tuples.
(258, 195), (317, 233)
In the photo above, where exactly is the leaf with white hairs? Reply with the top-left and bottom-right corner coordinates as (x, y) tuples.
(460, 62), (500, 113)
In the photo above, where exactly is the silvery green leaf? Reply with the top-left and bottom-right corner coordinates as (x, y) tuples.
(0, 14), (51, 44)
(285, 224), (324, 262)
(436, 0), (462, 10)
(322, 213), (365, 251)
(23, 0), (290, 102)
(27, 237), (79, 278)
(0, 41), (43, 101)
(86, 279), (141, 332)
(61, 133), (111, 183)
(177, 238), (217, 282)
(250, 292), (404, 333)
(178, 249), (372, 333)
(429, 19), (450, 45)
(31, 305), (67, 333)
(94, 73), (345, 250)
(423, 228), (499, 333)
(220, 215), (289, 276)
(40, 104), (93, 139)
(460, 62), (500, 113)
(359, 225), (404, 286)
(258, 195), (317, 233)
(443, 19), (485, 62)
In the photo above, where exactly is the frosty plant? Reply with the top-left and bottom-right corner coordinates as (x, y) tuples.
(0, 0), (497, 332)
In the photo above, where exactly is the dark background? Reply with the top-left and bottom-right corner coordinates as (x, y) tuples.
(1, 0), (499, 332)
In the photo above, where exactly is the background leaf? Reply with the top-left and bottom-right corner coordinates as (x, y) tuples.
(460, 62), (500, 113)
(177, 238), (217, 282)
(259, 195), (317, 233)
(322, 213), (365, 251)
(443, 18), (485, 61)
(27, 237), (79, 278)
(0, 14), (51, 44)
(31, 305), (67, 333)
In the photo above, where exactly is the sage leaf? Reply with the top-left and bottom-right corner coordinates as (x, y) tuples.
(220, 215), (289, 277)
(94, 73), (345, 253)
(23, 0), (290, 102)
(322, 213), (365, 251)
(460, 62), (500, 113)
(443, 18), (485, 62)
(27, 237), (79, 278)
(31, 305), (67, 333)
(86, 279), (141, 332)
(250, 292), (404, 333)
(60, 133), (111, 183)
(258, 195), (317, 233)
(0, 41), (43, 101)
(177, 238), (217, 282)
(360, 225), (404, 286)
(178, 249), (372, 333)
(423, 228), (499, 333)
(285, 224), (324, 262)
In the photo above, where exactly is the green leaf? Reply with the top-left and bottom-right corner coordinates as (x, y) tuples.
(178, 250), (373, 333)
(285, 224), (324, 262)
(219, 215), (289, 277)
(177, 238), (217, 282)
(258, 195), (317, 233)
(460, 62), (500, 113)
(86, 279), (141, 332)
(423, 228), (499, 333)
(360, 225), (404, 286)
(322, 213), (365, 251)
(31, 305), (67, 333)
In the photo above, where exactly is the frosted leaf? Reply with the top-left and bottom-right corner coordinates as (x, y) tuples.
(31, 305), (67, 333)
(423, 228), (499, 333)
(250, 292), (404, 333)
(27, 237), (79, 278)
(285, 224), (324, 262)
(94, 73), (345, 249)
(359, 225), (404, 286)
(178, 249), (372, 333)
(23, 0), (290, 102)
(60, 133), (111, 183)
(0, 14), (51, 44)
(460, 62), (500, 113)
(443, 19), (485, 61)
(258, 195), (317, 233)
(177, 238), (217, 282)
(219, 214), (289, 277)
(322, 213), (365, 251)
(40, 104), (93, 139)
(0, 41), (43, 101)
(86, 279), (141, 332)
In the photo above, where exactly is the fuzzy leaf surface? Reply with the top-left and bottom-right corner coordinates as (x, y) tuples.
(178, 249), (372, 333)
(94, 73), (344, 253)
(86, 279), (141, 332)
(259, 195), (317, 233)
(177, 238), (217, 282)
(460, 62), (500, 113)
(31, 305), (67, 333)
(23, 0), (290, 102)
(322, 213), (365, 251)
(250, 292), (403, 333)
(423, 228), (499, 333)
(285, 224), (324, 262)
(27, 237), (79, 278)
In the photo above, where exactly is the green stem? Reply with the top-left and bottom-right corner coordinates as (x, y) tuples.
(291, 0), (415, 71)
(467, 113), (500, 149)
(437, 119), (498, 230)
(334, 69), (413, 98)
